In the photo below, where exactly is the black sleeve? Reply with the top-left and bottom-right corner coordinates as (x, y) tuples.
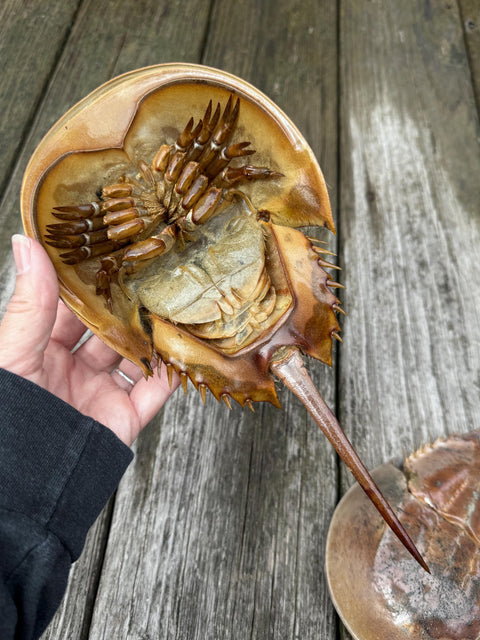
(0, 369), (134, 640)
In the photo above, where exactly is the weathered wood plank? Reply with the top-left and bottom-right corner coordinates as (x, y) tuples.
(0, 0), (80, 312)
(0, 0), (80, 197)
(338, 1), (480, 636)
(88, 1), (340, 638)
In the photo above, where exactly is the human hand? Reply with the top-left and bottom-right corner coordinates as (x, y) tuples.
(0, 235), (179, 446)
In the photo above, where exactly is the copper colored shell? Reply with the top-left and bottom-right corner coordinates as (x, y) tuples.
(325, 432), (480, 640)
(21, 64), (340, 408)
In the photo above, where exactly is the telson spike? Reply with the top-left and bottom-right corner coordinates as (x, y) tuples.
(199, 383), (207, 404)
(333, 303), (346, 316)
(331, 330), (343, 343)
(270, 347), (430, 573)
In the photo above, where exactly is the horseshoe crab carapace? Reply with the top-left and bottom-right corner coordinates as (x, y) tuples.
(20, 63), (428, 572)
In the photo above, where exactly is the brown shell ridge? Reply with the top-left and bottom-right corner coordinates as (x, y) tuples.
(267, 224), (342, 367)
(151, 321), (281, 408)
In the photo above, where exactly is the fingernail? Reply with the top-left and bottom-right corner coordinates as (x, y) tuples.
(12, 234), (32, 275)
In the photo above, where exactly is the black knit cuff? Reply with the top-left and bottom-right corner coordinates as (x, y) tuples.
(0, 369), (133, 559)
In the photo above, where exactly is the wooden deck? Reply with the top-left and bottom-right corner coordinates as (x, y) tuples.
(1, 1), (479, 638)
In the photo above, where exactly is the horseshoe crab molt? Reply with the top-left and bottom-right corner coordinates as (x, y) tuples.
(21, 63), (427, 570)
(326, 432), (480, 640)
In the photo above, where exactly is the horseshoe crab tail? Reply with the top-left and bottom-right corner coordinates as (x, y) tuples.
(270, 346), (430, 573)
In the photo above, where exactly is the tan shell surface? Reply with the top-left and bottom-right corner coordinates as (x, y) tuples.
(325, 432), (480, 640)
(21, 64), (338, 405)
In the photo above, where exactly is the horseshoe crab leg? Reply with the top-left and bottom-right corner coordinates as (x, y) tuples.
(270, 346), (430, 573)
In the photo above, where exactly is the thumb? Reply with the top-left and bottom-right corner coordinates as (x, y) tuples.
(0, 235), (59, 378)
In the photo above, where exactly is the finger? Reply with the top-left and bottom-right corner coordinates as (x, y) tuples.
(129, 362), (180, 429)
(51, 299), (89, 350)
(111, 358), (144, 392)
(74, 333), (122, 372)
(0, 236), (58, 377)
(111, 369), (136, 392)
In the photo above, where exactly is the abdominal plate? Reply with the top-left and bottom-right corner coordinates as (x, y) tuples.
(123, 194), (293, 354)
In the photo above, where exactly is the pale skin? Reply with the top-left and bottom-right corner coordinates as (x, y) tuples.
(0, 234), (179, 447)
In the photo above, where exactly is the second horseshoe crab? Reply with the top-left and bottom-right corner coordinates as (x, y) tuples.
(326, 432), (480, 639)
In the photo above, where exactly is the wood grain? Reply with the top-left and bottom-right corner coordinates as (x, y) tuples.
(0, 0), (80, 196)
(338, 1), (480, 635)
(0, 0), (79, 312)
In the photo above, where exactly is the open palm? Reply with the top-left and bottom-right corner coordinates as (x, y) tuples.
(0, 236), (178, 446)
